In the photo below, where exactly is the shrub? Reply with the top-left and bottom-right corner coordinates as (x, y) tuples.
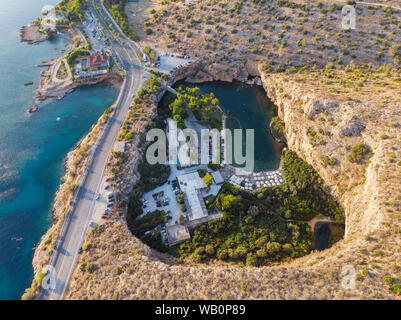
(347, 143), (371, 164)
(203, 173), (213, 187)
(384, 276), (393, 285)
(86, 263), (94, 273)
(391, 284), (401, 295)
(190, 253), (202, 263)
(207, 162), (222, 171)
(37, 271), (46, 286)
(322, 156), (337, 167)
(246, 253), (258, 266)
(271, 116), (284, 139)
(82, 242), (90, 251)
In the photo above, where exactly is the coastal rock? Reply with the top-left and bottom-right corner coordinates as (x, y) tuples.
(30, 56), (401, 301)
(19, 24), (49, 45)
(27, 105), (38, 113)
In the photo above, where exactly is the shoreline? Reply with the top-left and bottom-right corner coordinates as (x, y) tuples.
(21, 23), (124, 298)
(25, 57), (401, 300)
(19, 24), (50, 45)
(63, 58), (400, 299)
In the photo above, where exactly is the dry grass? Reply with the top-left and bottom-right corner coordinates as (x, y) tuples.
(30, 0), (401, 300)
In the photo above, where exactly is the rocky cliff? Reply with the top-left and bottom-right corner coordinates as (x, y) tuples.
(63, 59), (401, 300)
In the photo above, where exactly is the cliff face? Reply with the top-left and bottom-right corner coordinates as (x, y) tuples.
(259, 72), (393, 238)
(171, 60), (398, 239)
(42, 60), (401, 300)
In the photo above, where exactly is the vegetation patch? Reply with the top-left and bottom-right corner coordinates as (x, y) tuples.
(130, 210), (167, 238)
(103, 0), (139, 41)
(270, 116), (285, 140)
(169, 86), (223, 130)
(144, 150), (344, 266)
(347, 143), (372, 164)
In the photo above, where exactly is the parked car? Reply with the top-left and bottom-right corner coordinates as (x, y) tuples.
(104, 209), (111, 214)
(105, 177), (111, 182)
(107, 203), (114, 208)
(101, 215), (108, 219)
(78, 247), (83, 254)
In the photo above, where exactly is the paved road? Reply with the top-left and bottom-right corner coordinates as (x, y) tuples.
(38, 2), (145, 300)
(356, 1), (401, 11)
(51, 58), (71, 83)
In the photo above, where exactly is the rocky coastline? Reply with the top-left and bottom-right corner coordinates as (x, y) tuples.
(62, 59), (400, 300)
(25, 56), (401, 300)
(19, 24), (50, 45)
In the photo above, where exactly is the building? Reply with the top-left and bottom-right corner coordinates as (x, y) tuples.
(177, 172), (208, 221)
(211, 171), (224, 185)
(166, 224), (190, 246)
(87, 54), (109, 69)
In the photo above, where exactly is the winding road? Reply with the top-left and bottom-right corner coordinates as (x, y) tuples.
(38, 0), (146, 300)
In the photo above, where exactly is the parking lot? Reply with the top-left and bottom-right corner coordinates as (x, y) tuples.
(151, 53), (194, 75)
(82, 11), (124, 69)
(90, 177), (115, 227)
(140, 172), (183, 227)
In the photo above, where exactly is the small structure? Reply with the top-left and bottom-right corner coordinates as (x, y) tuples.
(177, 172), (208, 221)
(166, 224), (190, 246)
(211, 171), (224, 185)
(87, 54), (109, 69)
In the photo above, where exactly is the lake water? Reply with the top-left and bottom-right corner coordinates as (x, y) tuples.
(0, 0), (119, 299)
(314, 223), (331, 251)
(177, 81), (284, 172)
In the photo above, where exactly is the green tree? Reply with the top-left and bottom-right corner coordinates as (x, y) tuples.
(203, 172), (213, 187)
(246, 253), (258, 266)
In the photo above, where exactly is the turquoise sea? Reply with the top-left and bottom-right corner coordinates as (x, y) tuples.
(0, 0), (118, 299)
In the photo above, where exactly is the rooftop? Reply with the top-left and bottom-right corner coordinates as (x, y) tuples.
(87, 54), (108, 68)
(166, 224), (190, 246)
(177, 171), (208, 221)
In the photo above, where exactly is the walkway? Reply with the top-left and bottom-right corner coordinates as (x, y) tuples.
(51, 58), (72, 83)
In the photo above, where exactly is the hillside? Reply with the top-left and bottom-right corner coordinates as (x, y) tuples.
(61, 0), (401, 299)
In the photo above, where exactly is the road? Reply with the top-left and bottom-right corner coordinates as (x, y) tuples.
(51, 58), (71, 83)
(356, 1), (401, 11)
(38, 1), (145, 300)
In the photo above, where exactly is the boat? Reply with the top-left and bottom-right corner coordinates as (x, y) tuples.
(24, 82), (33, 86)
